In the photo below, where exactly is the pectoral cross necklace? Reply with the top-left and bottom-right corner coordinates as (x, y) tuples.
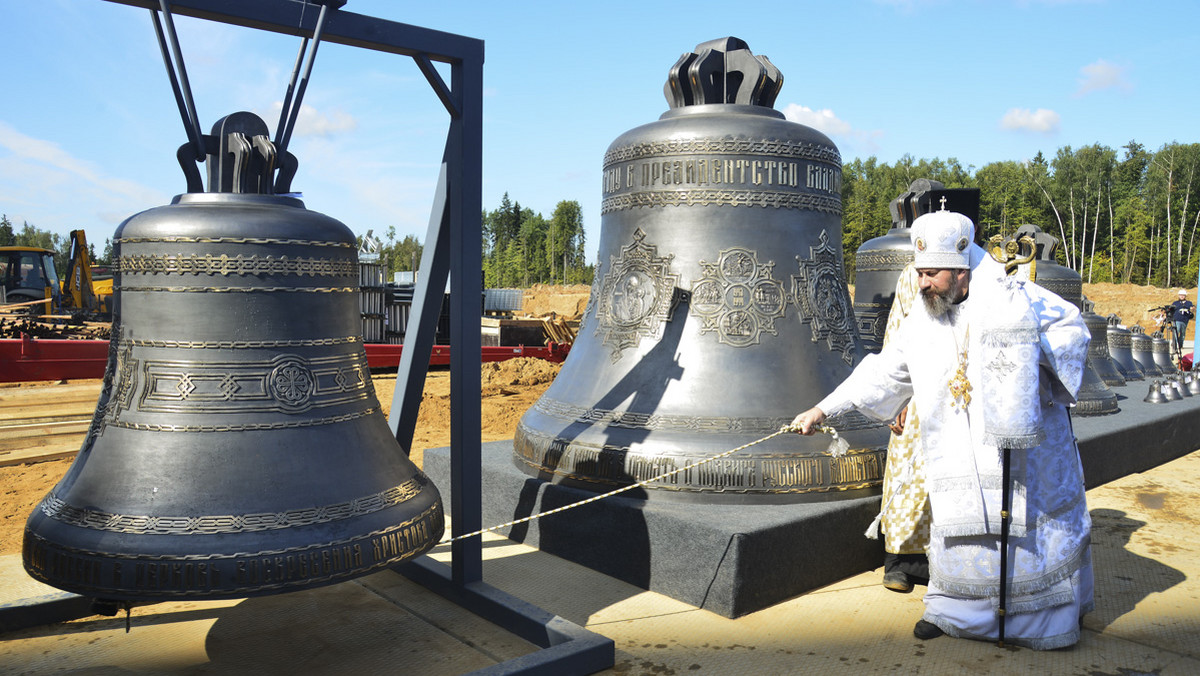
(948, 325), (971, 411)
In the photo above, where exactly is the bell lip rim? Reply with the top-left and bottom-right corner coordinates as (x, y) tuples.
(169, 192), (306, 208)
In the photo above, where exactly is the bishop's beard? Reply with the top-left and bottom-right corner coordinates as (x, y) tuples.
(921, 285), (956, 318)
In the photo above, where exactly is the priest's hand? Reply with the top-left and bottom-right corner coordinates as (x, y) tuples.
(888, 407), (908, 435)
(790, 407), (826, 435)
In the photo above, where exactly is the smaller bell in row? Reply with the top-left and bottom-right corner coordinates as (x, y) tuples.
(1129, 326), (1162, 377)
(1107, 317), (1146, 381)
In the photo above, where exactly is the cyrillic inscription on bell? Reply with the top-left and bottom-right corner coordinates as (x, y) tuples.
(23, 112), (443, 601)
(514, 38), (890, 502)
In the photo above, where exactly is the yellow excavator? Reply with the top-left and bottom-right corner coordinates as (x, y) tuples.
(1, 230), (112, 318)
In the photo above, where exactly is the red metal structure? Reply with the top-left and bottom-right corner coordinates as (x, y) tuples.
(0, 335), (569, 384)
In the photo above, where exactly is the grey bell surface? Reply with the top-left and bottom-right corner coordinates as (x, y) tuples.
(1082, 310), (1126, 387)
(23, 112), (444, 601)
(1107, 317), (1146, 381)
(1130, 326), (1162, 377)
(1151, 332), (1178, 375)
(513, 38), (888, 502)
(1171, 374), (1192, 397)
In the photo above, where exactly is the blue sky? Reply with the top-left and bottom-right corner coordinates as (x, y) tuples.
(2, 0), (1197, 264)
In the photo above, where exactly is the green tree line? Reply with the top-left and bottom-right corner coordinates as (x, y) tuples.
(0, 214), (109, 274)
(482, 194), (590, 288)
(842, 141), (1200, 288)
(9, 138), (1200, 291)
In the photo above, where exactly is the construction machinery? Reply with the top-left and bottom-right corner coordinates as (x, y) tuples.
(1, 246), (61, 315)
(0, 230), (111, 318)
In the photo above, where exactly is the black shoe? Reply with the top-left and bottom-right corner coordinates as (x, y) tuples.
(913, 620), (944, 640)
(883, 570), (913, 593)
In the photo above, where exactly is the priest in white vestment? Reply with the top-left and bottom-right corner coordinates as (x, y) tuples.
(792, 210), (1093, 649)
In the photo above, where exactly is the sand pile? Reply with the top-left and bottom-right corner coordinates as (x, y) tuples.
(520, 283), (591, 319)
(481, 357), (561, 395)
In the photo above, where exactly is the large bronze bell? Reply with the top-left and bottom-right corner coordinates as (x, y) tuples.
(853, 180), (979, 354)
(23, 113), (443, 601)
(513, 38), (889, 503)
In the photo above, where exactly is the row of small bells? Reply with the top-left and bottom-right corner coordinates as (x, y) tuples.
(1144, 373), (1200, 403)
(1088, 298), (1188, 406)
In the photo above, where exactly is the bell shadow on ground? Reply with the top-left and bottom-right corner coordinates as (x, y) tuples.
(1086, 507), (1186, 631)
(200, 581), (507, 673)
(506, 303), (688, 592)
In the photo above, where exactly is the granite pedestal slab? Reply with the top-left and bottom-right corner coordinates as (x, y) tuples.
(425, 388), (1200, 619)
(1073, 383), (1200, 488)
(425, 440), (883, 619)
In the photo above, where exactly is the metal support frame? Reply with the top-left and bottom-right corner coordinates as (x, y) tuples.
(1, 2), (614, 672)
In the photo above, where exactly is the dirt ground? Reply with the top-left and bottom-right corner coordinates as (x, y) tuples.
(0, 359), (561, 556)
(519, 283), (592, 318)
(0, 281), (1190, 556)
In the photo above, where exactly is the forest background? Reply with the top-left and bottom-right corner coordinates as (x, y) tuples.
(4, 140), (1199, 290)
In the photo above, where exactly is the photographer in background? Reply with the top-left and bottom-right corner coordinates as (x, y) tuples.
(1170, 289), (1194, 354)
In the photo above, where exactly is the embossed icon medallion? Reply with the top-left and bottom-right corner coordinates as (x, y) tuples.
(690, 247), (787, 347)
(793, 230), (858, 364)
(594, 229), (680, 361)
(268, 357), (316, 411)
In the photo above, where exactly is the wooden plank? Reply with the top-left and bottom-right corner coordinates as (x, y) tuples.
(0, 410), (96, 425)
(0, 425), (89, 451)
(0, 445), (79, 467)
(0, 398), (96, 415)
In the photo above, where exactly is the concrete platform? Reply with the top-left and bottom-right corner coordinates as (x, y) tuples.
(428, 441), (887, 618)
(426, 389), (1200, 618)
(2, 446), (1199, 674)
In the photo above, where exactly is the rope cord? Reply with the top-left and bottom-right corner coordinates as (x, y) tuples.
(439, 423), (841, 544)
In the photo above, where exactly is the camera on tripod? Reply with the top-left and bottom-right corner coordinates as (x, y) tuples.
(1149, 304), (1176, 315)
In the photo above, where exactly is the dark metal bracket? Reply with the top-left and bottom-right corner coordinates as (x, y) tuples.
(1, 2), (614, 673)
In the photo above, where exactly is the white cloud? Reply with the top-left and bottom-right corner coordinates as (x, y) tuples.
(781, 103), (883, 155)
(0, 120), (163, 206)
(267, 102), (358, 138)
(1075, 58), (1132, 97)
(999, 108), (1061, 134)
(782, 103), (853, 137)
(0, 120), (167, 238)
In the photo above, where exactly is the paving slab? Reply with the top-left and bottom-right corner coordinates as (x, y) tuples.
(425, 391), (1200, 620)
(0, 554), (538, 675)
(2, 445), (1198, 675)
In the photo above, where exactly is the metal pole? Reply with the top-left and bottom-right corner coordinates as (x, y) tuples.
(276, 1), (334, 157)
(448, 52), (484, 586)
(149, 4), (205, 161)
(998, 446), (1011, 647)
(274, 36), (309, 148)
